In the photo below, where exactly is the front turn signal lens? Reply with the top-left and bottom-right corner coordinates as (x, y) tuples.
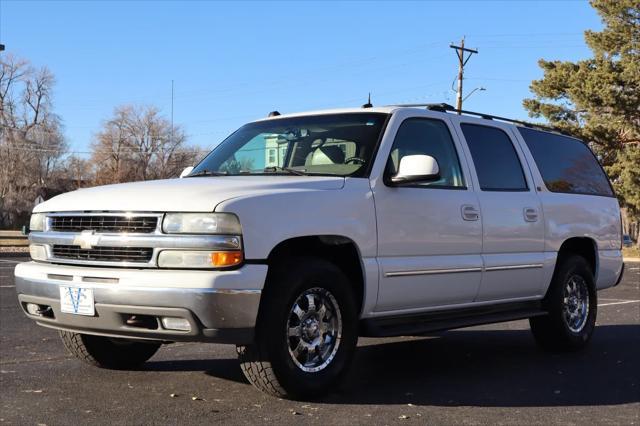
(211, 251), (243, 267)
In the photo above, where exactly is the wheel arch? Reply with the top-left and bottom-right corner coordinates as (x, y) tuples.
(264, 235), (366, 315)
(555, 236), (598, 280)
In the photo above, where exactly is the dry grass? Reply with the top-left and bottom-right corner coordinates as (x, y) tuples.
(0, 239), (28, 247)
(623, 246), (640, 259)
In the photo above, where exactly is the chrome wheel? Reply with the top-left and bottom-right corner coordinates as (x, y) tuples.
(562, 274), (589, 333)
(286, 287), (342, 373)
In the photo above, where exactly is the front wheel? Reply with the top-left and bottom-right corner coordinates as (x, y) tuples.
(237, 257), (358, 399)
(59, 331), (161, 369)
(530, 255), (597, 351)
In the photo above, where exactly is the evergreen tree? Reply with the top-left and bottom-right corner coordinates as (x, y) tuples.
(523, 0), (639, 244)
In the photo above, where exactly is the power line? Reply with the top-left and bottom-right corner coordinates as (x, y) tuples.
(0, 124), (61, 134)
(0, 145), (212, 154)
(51, 41), (447, 107)
(50, 34), (584, 106)
(0, 124), (229, 139)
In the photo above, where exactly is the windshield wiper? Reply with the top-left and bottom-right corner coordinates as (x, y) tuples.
(186, 169), (228, 177)
(263, 166), (307, 176)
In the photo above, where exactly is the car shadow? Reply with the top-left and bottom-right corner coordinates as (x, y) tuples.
(328, 324), (640, 407)
(147, 324), (639, 407)
(146, 358), (247, 383)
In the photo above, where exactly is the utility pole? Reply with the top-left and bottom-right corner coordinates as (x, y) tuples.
(450, 37), (478, 114)
(171, 80), (174, 144)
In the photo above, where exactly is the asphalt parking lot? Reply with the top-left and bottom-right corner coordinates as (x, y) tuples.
(1, 256), (638, 425)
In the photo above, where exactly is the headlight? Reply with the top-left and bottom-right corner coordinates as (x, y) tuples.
(29, 213), (46, 232)
(162, 213), (241, 234)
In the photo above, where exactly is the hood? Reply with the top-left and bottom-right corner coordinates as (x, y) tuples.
(35, 176), (345, 213)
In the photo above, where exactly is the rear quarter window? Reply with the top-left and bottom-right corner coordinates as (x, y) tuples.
(518, 127), (614, 197)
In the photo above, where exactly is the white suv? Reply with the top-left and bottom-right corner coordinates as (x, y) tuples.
(15, 104), (625, 398)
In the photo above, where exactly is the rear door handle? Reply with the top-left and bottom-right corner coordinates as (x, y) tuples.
(524, 207), (539, 222)
(461, 205), (480, 221)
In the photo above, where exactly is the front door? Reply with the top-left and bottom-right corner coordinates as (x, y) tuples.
(372, 113), (483, 313)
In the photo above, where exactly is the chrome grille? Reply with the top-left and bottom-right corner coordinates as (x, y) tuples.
(52, 245), (153, 263)
(49, 215), (158, 233)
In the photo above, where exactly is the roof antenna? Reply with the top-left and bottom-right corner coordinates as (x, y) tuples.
(362, 92), (373, 108)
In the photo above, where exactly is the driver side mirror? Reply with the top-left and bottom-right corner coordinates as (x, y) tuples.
(391, 155), (440, 185)
(179, 166), (194, 178)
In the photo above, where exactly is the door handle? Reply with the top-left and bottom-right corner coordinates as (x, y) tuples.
(524, 207), (539, 222)
(461, 205), (480, 221)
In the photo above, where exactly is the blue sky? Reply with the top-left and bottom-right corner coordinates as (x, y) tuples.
(1, 1), (602, 156)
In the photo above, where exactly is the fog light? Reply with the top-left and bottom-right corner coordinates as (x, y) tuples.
(25, 303), (41, 316)
(157, 250), (243, 268)
(161, 317), (191, 331)
(29, 244), (47, 261)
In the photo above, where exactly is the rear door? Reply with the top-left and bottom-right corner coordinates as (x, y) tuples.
(454, 121), (545, 301)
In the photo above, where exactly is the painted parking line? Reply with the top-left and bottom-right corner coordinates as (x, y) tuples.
(598, 300), (640, 307)
(0, 285), (16, 288)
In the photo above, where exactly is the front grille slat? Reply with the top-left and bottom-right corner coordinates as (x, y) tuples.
(50, 215), (158, 233)
(52, 245), (153, 263)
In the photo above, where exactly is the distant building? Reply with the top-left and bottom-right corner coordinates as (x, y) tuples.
(264, 135), (288, 168)
(33, 187), (66, 207)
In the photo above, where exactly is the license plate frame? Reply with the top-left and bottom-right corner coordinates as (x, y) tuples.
(59, 286), (95, 316)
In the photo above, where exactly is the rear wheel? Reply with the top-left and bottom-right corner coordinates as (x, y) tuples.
(237, 257), (358, 399)
(59, 331), (161, 369)
(530, 255), (597, 351)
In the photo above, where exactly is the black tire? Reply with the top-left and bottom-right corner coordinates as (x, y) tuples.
(530, 254), (597, 352)
(237, 257), (358, 399)
(59, 331), (161, 369)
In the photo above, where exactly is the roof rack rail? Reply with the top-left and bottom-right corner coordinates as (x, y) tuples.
(390, 103), (569, 135)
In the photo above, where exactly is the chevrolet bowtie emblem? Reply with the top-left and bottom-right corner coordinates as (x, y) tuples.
(72, 230), (101, 250)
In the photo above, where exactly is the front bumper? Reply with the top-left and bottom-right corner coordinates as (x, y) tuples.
(15, 261), (267, 344)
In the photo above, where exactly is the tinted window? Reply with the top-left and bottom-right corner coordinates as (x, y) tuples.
(387, 118), (465, 188)
(461, 124), (528, 191)
(518, 127), (614, 197)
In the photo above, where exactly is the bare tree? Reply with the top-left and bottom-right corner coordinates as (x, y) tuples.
(50, 155), (94, 191)
(0, 55), (67, 228)
(0, 56), (199, 228)
(92, 107), (136, 184)
(91, 105), (196, 184)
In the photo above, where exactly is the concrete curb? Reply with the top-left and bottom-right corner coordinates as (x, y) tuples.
(623, 257), (640, 263)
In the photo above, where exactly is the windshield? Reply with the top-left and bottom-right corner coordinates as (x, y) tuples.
(190, 113), (388, 177)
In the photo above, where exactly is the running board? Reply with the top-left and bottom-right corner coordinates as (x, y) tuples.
(360, 300), (547, 337)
